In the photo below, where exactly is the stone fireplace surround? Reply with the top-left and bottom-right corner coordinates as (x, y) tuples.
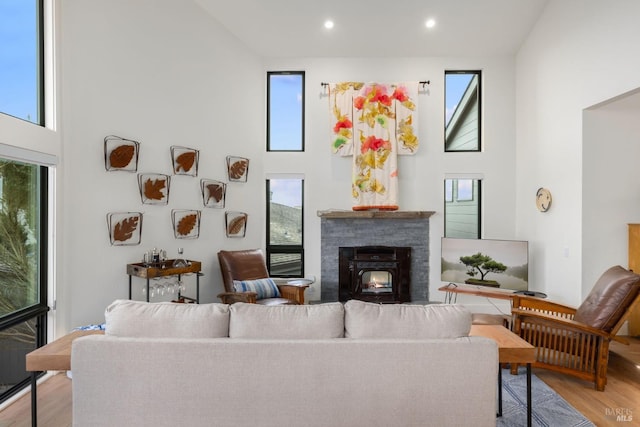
(319, 210), (434, 303)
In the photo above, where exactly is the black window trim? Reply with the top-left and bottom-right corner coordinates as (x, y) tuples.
(265, 178), (305, 277)
(444, 69), (482, 153)
(266, 70), (305, 152)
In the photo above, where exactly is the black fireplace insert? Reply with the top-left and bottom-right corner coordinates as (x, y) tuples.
(338, 246), (411, 303)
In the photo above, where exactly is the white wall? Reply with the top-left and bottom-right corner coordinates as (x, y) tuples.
(515, 0), (640, 305)
(583, 92), (640, 295)
(263, 57), (518, 309)
(57, 0), (521, 328)
(59, 0), (263, 329)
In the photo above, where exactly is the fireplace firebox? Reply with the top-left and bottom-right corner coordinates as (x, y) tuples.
(338, 246), (411, 303)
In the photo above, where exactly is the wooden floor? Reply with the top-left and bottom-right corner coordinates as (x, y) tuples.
(0, 338), (639, 427)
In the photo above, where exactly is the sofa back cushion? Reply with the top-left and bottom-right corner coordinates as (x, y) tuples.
(344, 300), (471, 339)
(229, 302), (345, 339)
(574, 265), (640, 332)
(105, 299), (230, 338)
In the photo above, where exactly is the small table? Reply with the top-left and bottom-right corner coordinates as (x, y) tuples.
(470, 324), (536, 427)
(25, 330), (104, 427)
(127, 259), (202, 303)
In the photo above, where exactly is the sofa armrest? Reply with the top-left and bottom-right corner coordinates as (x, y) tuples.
(217, 291), (257, 304)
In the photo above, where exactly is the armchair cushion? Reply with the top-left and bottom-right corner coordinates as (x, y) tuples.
(574, 265), (640, 331)
(233, 278), (281, 299)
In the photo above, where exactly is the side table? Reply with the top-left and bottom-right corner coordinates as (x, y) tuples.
(470, 324), (536, 427)
(127, 259), (202, 303)
(25, 330), (104, 427)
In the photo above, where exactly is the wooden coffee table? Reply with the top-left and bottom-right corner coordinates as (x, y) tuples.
(25, 330), (104, 427)
(470, 324), (536, 427)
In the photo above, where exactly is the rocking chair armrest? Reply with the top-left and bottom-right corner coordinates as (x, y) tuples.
(511, 307), (611, 338)
(217, 291), (258, 304)
(511, 295), (577, 316)
(276, 284), (308, 304)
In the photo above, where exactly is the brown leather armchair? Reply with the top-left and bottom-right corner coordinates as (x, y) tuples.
(511, 265), (640, 391)
(217, 249), (310, 305)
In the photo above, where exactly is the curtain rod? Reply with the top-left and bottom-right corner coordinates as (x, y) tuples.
(320, 80), (430, 88)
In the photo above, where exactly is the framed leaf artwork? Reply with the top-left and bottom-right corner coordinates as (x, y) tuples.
(225, 211), (247, 238)
(226, 156), (249, 182)
(200, 179), (226, 208)
(172, 209), (201, 239)
(104, 135), (140, 172)
(171, 146), (199, 176)
(138, 173), (170, 205)
(107, 212), (143, 245)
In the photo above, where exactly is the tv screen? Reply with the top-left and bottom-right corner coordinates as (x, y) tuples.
(441, 237), (528, 291)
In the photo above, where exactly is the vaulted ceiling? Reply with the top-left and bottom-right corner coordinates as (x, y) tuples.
(195, 0), (549, 58)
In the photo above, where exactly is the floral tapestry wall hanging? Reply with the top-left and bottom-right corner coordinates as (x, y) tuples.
(329, 82), (419, 211)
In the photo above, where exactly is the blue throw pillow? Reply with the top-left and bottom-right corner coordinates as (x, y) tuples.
(233, 278), (281, 299)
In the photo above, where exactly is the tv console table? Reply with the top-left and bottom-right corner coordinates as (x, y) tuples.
(438, 282), (546, 304)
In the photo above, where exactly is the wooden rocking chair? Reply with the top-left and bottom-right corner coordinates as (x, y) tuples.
(511, 265), (640, 391)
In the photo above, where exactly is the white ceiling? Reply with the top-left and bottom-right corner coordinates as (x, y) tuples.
(195, 0), (549, 58)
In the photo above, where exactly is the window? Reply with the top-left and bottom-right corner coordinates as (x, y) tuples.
(267, 71), (305, 151)
(0, 157), (49, 403)
(445, 70), (481, 152)
(0, 0), (44, 125)
(266, 177), (304, 277)
(444, 178), (481, 238)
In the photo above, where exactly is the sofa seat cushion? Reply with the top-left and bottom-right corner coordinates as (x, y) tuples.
(229, 302), (344, 338)
(233, 278), (281, 299)
(344, 300), (472, 339)
(105, 299), (230, 338)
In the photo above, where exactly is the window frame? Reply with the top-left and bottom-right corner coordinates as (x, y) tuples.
(444, 177), (482, 239)
(0, 0), (45, 126)
(265, 177), (305, 278)
(444, 70), (481, 152)
(266, 71), (305, 152)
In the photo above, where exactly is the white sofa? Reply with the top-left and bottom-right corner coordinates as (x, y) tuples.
(71, 300), (498, 427)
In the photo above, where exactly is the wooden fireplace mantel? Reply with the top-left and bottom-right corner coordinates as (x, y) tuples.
(317, 210), (435, 219)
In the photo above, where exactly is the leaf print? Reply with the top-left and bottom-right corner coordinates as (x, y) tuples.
(227, 215), (246, 235)
(229, 160), (248, 180)
(113, 216), (139, 242)
(175, 152), (195, 173)
(206, 184), (223, 203)
(177, 214), (197, 236)
(109, 145), (135, 168)
(144, 178), (166, 200)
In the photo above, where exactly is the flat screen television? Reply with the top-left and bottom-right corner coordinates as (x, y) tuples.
(441, 237), (529, 292)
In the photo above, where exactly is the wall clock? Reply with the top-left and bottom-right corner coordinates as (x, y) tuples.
(536, 187), (552, 212)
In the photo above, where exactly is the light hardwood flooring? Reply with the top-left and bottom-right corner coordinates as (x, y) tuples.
(0, 338), (639, 427)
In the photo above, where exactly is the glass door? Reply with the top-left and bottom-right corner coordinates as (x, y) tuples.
(0, 158), (49, 403)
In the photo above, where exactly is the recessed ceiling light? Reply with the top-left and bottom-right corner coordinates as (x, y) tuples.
(425, 18), (436, 29)
(324, 20), (334, 30)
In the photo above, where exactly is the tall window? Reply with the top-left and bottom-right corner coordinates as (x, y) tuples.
(266, 177), (304, 277)
(0, 0), (44, 125)
(445, 70), (481, 152)
(0, 157), (49, 403)
(267, 71), (305, 151)
(444, 178), (481, 238)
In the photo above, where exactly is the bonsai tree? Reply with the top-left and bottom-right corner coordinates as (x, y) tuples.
(459, 252), (507, 286)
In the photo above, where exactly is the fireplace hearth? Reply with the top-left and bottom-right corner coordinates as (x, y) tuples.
(339, 246), (411, 303)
